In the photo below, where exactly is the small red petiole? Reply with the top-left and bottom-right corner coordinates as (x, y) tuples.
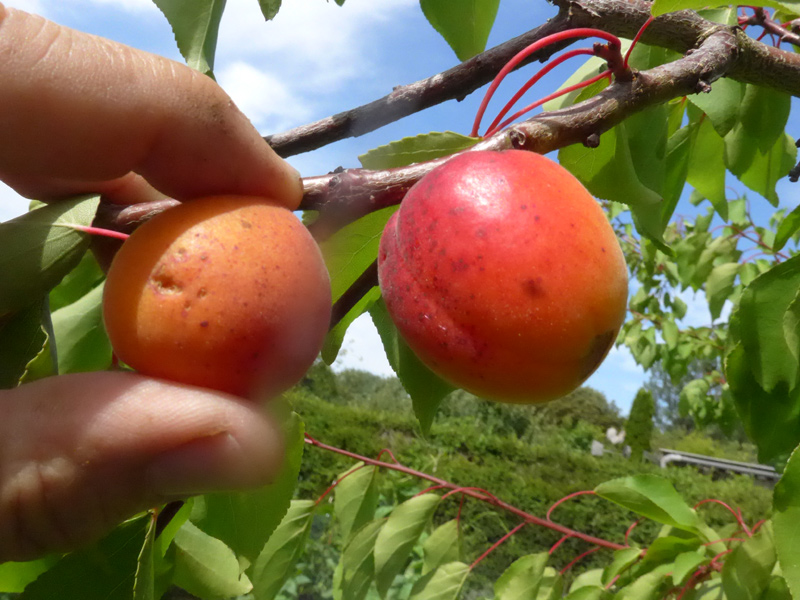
(623, 16), (655, 70)
(66, 224), (130, 241)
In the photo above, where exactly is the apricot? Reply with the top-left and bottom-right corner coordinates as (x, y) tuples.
(103, 195), (331, 399)
(378, 150), (628, 404)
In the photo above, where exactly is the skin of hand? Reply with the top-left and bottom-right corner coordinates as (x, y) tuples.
(0, 4), (302, 561)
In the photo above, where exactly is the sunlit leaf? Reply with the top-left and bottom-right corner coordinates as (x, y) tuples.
(359, 132), (480, 170)
(721, 522), (776, 600)
(408, 561), (470, 600)
(151, 0), (226, 76)
(423, 520), (463, 575)
(336, 519), (385, 600)
(419, 0), (500, 61)
(335, 463), (380, 545)
(494, 552), (548, 600)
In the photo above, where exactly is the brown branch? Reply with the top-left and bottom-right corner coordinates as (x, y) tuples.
(299, 27), (738, 231)
(263, 13), (576, 157)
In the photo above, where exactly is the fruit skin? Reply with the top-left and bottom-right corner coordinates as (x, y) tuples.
(378, 150), (628, 404)
(103, 195), (331, 399)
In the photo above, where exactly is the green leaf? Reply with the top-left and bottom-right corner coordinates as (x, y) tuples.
(602, 547), (641, 586)
(613, 563), (673, 600)
(494, 552), (548, 600)
(595, 475), (704, 535)
(536, 567), (564, 600)
(662, 320), (679, 350)
(49, 251), (104, 312)
(172, 521), (252, 599)
(0, 299), (48, 389)
(133, 512), (158, 600)
(370, 298), (455, 433)
(51, 282), (112, 374)
(19, 515), (149, 600)
(736, 133), (796, 207)
(334, 463), (380, 545)
(257, 0), (281, 20)
(725, 343), (800, 463)
(374, 493), (441, 598)
(423, 520), (463, 575)
(359, 132), (480, 170)
(336, 519), (386, 600)
(671, 551), (707, 586)
(721, 522), (776, 600)
(250, 499), (316, 599)
(563, 586), (608, 600)
(323, 286), (381, 364)
(641, 535), (702, 567)
(558, 124), (667, 249)
(0, 557), (59, 594)
(408, 561), (470, 600)
(0, 195), (99, 316)
(151, 0), (226, 76)
(419, 0), (500, 61)
(687, 116), (727, 220)
(775, 447), (800, 598)
(762, 576), (793, 600)
(192, 407), (304, 563)
(775, 203), (800, 251)
(687, 78), (744, 137)
(735, 254), (800, 393)
(652, 0), (800, 17)
(705, 263), (739, 321)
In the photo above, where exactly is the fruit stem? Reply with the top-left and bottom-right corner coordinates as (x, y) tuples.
(484, 68), (612, 137)
(623, 16), (655, 70)
(63, 224), (130, 240)
(559, 546), (601, 574)
(471, 28), (622, 138)
(482, 48), (596, 137)
(469, 521), (527, 570)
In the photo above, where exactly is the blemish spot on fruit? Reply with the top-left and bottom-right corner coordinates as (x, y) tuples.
(534, 215), (540, 222)
(200, 253), (208, 261)
(520, 204), (528, 210)
(452, 258), (469, 272)
(151, 271), (183, 295)
(197, 288), (207, 298)
(580, 330), (616, 379)
(240, 219), (252, 229)
(601, 247), (606, 253)
(522, 277), (544, 298)
(200, 321), (209, 328)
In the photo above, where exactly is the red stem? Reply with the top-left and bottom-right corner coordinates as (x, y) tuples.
(482, 48), (595, 136)
(485, 68), (611, 136)
(67, 224), (130, 241)
(549, 534), (572, 554)
(560, 546), (601, 574)
(470, 521), (527, 570)
(694, 499), (751, 537)
(315, 463), (367, 506)
(624, 16), (655, 69)
(471, 28), (621, 137)
(546, 490), (597, 521)
(624, 519), (641, 545)
(303, 434), (627, 551)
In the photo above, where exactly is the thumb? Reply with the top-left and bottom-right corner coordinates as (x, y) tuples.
(0, 371), (285, 562)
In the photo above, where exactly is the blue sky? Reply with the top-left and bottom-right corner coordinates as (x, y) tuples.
(2, 0), (790, 415)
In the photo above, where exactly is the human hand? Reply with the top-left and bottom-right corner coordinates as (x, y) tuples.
(0, 4), (299, 561)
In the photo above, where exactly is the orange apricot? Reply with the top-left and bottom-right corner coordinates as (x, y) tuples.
(103, 195), (331, 399)
(378, 150), (628, 404)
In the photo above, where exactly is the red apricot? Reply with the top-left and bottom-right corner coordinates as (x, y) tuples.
(378, 150), (628, 404)
(103, 195), (331, 399)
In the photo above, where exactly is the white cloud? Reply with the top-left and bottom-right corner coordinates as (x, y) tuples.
(217, 61), (313, 133)
(331, 313), (395, 378)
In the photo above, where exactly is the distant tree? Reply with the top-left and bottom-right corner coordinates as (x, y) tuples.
(299, 359), (339, 400)
(533, 386), (624, 431)
(334, 369), (411, 412)
(644, 361), (711, 431)
(627, 389), (655, 462)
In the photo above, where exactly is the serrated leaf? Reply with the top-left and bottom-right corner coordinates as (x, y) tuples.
(370, 298), (454, 433)
(494, 552), (548, 600)
(563, 585), (608, 600)
(721, 522), (776, 600)
(775, 203), (800, 251)
(19, 515), (149, 600)
(595, 475), (705, 535)
(51, 282), (112, 374)
(536, 567), (564, 600)
(0, 195), (99, 316)
(705, 262), (739, 321)
(0, 557), (58, 594)
(49, 250), (104, 312)
(336, 519), (386, 600)
(133, 512), (158, 600)
(152, 0), (226, 76)
(193, 407), (304, 563)
(726, 343), (800, 463)
(374, 493), (441, 598)
(423, 520), (463, 575)
(776, 447), (800, 600)
(335, 463), (380, 545)
(359, 132), (480, 170)
(250, 499), (315, 599)
(0, 300), (48, 389)
(172, 521), (251, 599)
(409, 561), (470, 600)
(735, 254), (800, 393)
(614, 563), (673, 600)
(419, 0), (500, 61)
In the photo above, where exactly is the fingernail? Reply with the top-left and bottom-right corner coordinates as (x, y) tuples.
(146, 433), (259, 497)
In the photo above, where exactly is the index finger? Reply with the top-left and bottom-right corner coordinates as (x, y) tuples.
(0, 4), (303, 207)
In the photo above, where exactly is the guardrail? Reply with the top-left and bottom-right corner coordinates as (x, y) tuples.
(657, 448), (780, 482)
